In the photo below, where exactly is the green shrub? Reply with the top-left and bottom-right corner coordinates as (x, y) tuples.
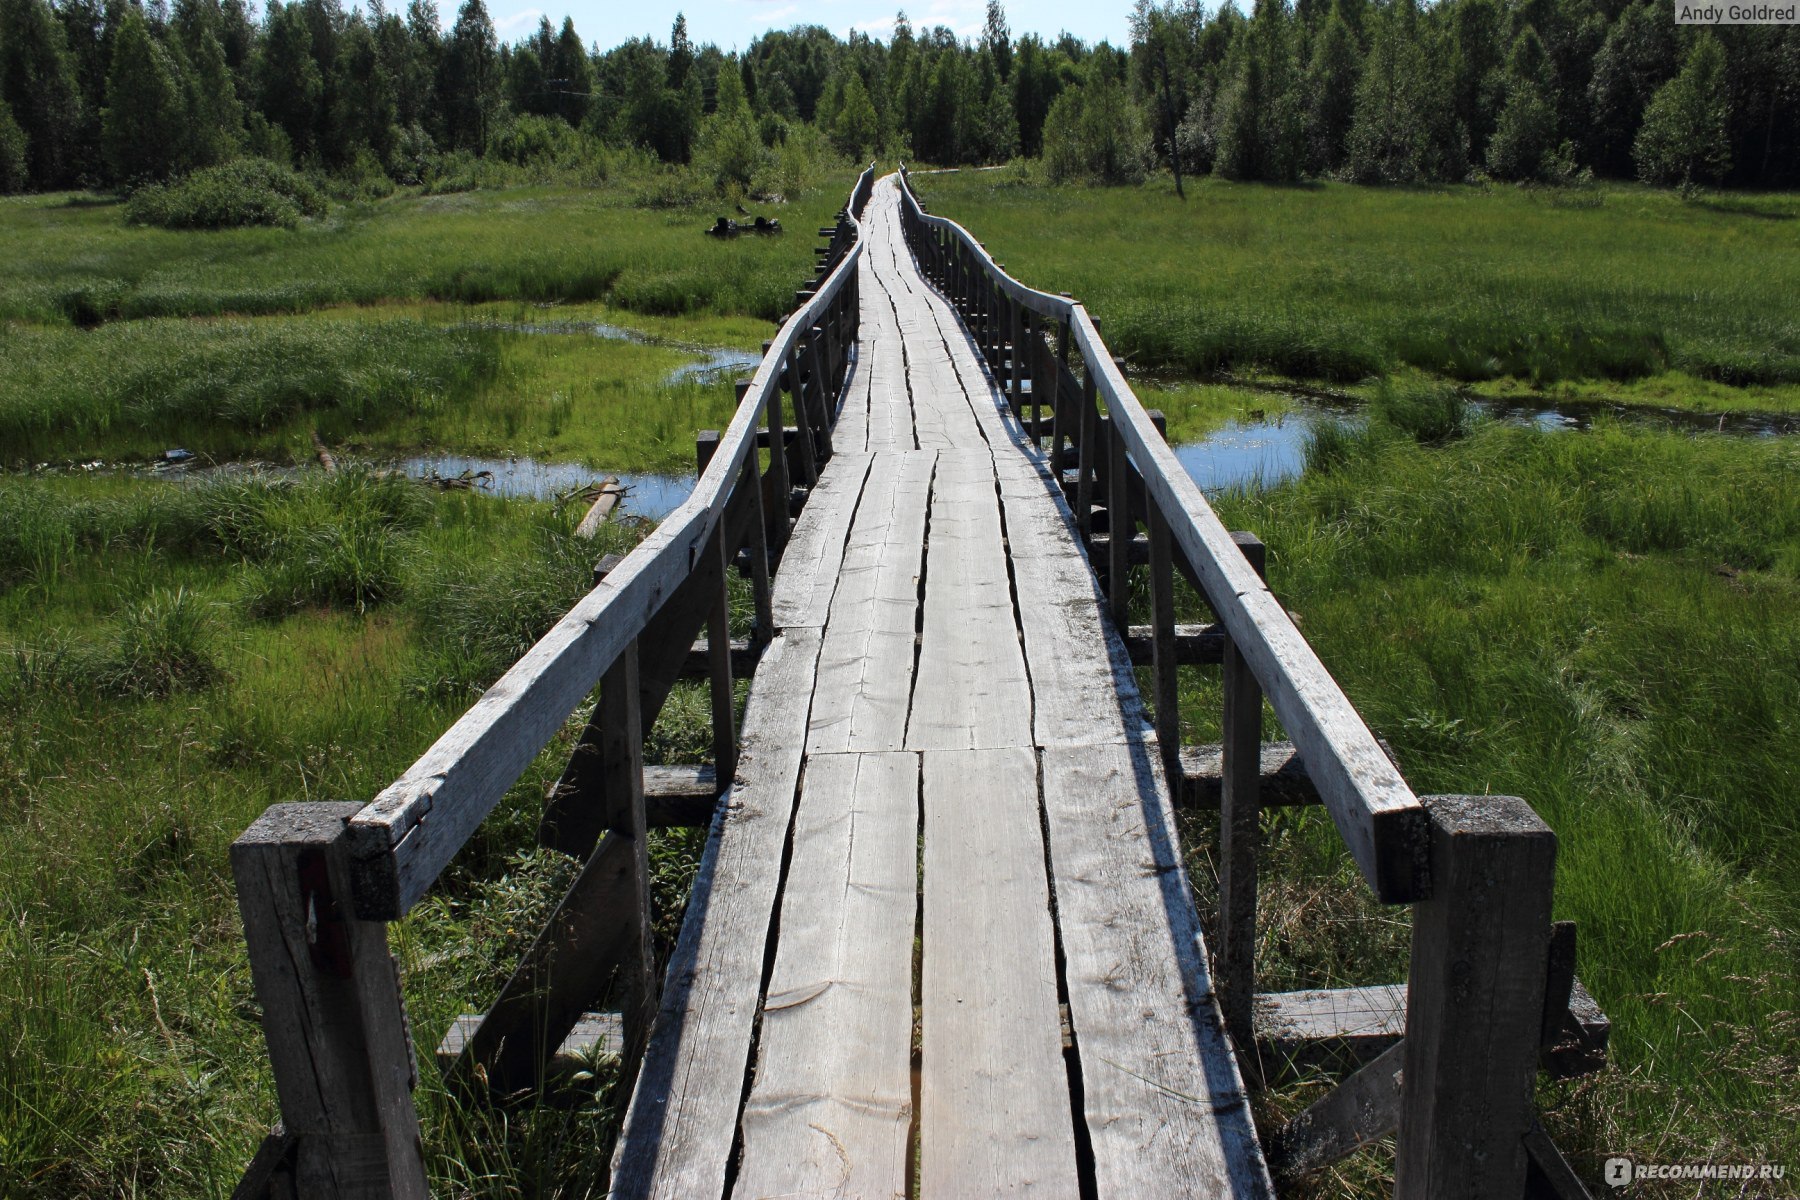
(124, 159), (328, 230)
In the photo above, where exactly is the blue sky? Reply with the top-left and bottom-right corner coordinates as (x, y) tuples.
(478, 0), (1135, 55)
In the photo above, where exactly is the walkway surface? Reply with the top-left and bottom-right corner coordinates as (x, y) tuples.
(611, 175), (1274, 1199)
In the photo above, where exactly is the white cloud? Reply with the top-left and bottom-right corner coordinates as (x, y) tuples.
(495, 7), (546, 35)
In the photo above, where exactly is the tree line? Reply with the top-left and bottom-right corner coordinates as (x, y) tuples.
(0, 0), (1794, 196)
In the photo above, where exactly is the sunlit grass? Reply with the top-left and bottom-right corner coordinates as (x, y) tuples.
(1159, 412), (1800, 1186)
(916, 172), (1800, 403)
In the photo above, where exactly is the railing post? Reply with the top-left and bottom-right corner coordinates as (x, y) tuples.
(594, 639), (656, 1086)
(1009, 300), (1025, 424)
(707, 525), (739, 785)
(806, 325), (835, 461)
(1147, 496), (1179, 780)
(1395, 795), (1556, 1200)
(1104, 412), (1130, 631)
(231, 804), (427, 1200)
(741, 444), (774, 650)
(757, 359), (793, 550)
(1217, 531), (1266, 1056)
(1075, 353), (1098, 539)
(784, 341), (819, 487)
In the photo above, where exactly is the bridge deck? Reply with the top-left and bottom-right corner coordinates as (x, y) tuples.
(612, 176), (1274, 1198)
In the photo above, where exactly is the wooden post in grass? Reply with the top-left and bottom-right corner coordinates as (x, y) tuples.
(1217, 531), (1267, 1055)
(231, 803), (427, 1200)
(1394, 794), (1556, 1200)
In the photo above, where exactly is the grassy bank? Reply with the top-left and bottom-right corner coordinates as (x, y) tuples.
(0, 468), (738, 1195)
(1160, 401), (1800, 1187)
(915, 170), (1800, 407)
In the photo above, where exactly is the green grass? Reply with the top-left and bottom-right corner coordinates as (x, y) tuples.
(915, 169), (1800, 405)
(0, 301), (776, 471)
(0, 469), (727, 1195)
(0, 175), (851, 328)
(1154, 409), (1800, 1186)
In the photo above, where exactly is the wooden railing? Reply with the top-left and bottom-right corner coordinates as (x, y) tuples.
(229, 165), (877, 1199)
(896, 167), (1606, 1200)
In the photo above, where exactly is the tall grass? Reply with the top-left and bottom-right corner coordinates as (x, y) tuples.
(1184, 420), (1800, 1180)
(0, 473), (680, 1195)
(914, 174), (1800, 393)
(0, 172), (855, 328)
(0, 317), (498, 463)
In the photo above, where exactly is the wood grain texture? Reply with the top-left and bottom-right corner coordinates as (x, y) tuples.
(906, 449), (1033, 751)
(921, 747), (1079, 1199)
(989, 455), (1148, 748)
(610, 629), (824, 1200)
(770, 455), (873, 631)
(808, 451), (934, 754)
(1395, 794), (1556, 1200)
(1039, 743), (1275, 1199)
(734, 751), (919, 1200)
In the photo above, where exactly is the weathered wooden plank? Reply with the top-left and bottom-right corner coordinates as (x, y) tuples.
(734, 751), (919, 1199)
(1266, 1040), (1405, 1182)
(1179, 742), (1321, 809)
(808, 450), (935, 754)
(1038, 741), (1276, 1197)
(231, 804), (427, 1199)
(906, 450), (1033, 751)
(989, 455), (1149, 747)
(1075, 323), (1427, 902)
(436, 1011), (622, 1081)
(348, 204), (869, 918)
(1395, 794), (1556, 1200)
(1254, 985), (1408, 1065)
(769, 454), (873, 631)
(920, 747), (1079, 1199)
(1254, 979), (1606, 1079)
(611, 628), (824, 1199)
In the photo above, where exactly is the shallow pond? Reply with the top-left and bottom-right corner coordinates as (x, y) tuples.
(1170, 393), (1798, 495)
(396, 454), (695, 518)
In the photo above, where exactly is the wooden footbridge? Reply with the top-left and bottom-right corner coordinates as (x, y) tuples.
(231, 168), (1608, 1199)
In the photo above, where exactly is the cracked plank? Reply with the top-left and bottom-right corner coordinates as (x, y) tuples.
(610, 629), (824, 1199)
(733, 751), (919, 1200)
(1040, 742), (1276, 1198)
(906, 448), (1033, 752)
(921, 747), (1078, 1199)
(808, 451), (935, 754)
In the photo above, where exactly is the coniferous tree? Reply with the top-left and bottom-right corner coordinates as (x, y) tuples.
(1214, 0), (1304, 181)
(832, 69), (879, 160)
(335, 14), (396, 164)
(184, 23), (245, 167)
(0, 99), (28, 191)
(1303, 2), (1360, 175)
(0, 0), (83, 187)
(1634, 32), (1731, 186)
(259, 2), (323, 158)
(1487, 27), (1558, 180)
(983, 0), (1012, 82)
(1344, 0), (1463, 183)
(1449, 0), (1505, 165)
(1010, 34), (1061, 157)
(550, 17), (593, 127)
(441, 0), (498, 152)
(698, 57), (762, 189)
(400, 0), (443, 139)
(101, 3), (183, 181)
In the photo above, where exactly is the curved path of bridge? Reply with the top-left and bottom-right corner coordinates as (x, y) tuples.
(611, 174), (1274, 1198)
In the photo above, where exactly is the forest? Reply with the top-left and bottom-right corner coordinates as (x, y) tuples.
(1, 0), (1797, 207)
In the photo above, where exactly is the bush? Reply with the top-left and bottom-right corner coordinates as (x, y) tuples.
(124, 159), (327, 230)
(99, 587), (220, 697)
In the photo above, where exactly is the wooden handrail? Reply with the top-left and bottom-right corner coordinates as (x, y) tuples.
(893, 167), (1426, 903)
(345, 165), (878, 920)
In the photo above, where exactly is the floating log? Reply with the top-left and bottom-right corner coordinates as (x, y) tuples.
(574, 477), (624, 539)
